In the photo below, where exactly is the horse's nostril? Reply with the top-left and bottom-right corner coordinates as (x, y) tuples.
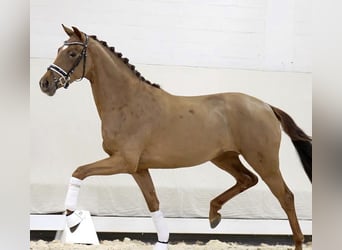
(40, 79), (49, 90)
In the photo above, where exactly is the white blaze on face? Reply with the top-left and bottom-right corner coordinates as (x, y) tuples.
(62, 45), (69, 50)
(59, 45), (69, 53)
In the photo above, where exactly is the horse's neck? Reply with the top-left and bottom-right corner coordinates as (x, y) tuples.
(87, 43), (138, 118)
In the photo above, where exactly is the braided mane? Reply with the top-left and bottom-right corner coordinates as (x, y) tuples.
(89, 35), (160, 89)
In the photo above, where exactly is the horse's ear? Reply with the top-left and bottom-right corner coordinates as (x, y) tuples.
(62, 24), (74, 37)
(72, 26), (83, 40)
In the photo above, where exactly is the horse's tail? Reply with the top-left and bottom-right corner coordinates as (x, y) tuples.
(270, 105), (312, 182)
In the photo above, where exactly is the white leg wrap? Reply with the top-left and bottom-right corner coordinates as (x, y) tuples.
(64, 177), (82, 211)
(151, 210), (169, 250)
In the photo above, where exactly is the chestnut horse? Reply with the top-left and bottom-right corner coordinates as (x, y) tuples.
(39, 25), (311, 250)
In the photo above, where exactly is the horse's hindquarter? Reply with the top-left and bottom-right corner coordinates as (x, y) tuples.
(222, 93), (282, 167)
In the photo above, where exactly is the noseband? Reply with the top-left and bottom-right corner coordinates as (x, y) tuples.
(48, 34), (89, 89)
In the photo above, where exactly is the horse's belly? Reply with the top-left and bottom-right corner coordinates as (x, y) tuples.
(138, 132), (235, 169)
(138, 97), (238, 168)
(139, 149), (220, 169)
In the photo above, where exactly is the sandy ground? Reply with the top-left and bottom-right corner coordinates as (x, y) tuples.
(30, 238), (312, 250)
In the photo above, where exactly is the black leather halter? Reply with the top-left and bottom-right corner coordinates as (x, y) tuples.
(48, 34), (89, 89)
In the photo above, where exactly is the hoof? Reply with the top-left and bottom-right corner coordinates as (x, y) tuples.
(294, 243), (303, 250)
(209, 213), (221, 229)
(66, 210), (85, 232)
(153, 241), (169, 250)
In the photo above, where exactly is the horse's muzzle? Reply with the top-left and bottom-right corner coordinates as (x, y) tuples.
(39, 75), (57, 96)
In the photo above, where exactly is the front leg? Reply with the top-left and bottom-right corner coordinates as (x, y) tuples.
(65, 154), (135, 231)
(133, 169), (169, 250)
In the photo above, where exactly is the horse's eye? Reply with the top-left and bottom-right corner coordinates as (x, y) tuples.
(69, 51), (77, 58)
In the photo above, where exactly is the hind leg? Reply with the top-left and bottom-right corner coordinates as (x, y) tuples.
(245, 152), (304, 250)
(260, 168), (304, 250)
(209, 152), (258, 228)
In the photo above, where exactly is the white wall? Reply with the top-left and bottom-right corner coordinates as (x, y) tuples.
(31, 0), (311, 72)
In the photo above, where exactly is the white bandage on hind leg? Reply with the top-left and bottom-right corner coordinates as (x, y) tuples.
(64, 177), (82, 211)
(151, 210), (169, 244)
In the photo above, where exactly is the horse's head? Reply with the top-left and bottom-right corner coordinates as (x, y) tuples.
(39, 25), (90, 96)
